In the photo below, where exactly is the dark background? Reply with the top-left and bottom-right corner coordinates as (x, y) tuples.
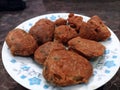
(0, 0), (120, 90)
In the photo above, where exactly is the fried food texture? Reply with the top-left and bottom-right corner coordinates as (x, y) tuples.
(68, 13), (83, 31)
(54, 25), (78, 44)
(54, 18), (67, 26)
(68, 37), (105, 59)
(34, 42), (65, 65)
(79, 15), (111, 41)
(29, 19), (55, 45)
(5, 29), (38, 56)
(5, 13), (111, 87)
(43, 50), (93, 86)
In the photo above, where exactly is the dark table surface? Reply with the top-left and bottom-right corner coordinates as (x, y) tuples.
(0, 0), (120, 90)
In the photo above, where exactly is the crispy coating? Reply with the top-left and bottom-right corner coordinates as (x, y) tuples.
(79, 15), (111, 41)
(68, 13), (74, 18)
(68, 13), (83, 31)
(29, 19), (55, 45)
(54, 18), (67, 26)
(54, 25), (78, 44)
(34, 42), (65, 65)
(68, 37), (105, 59)
(5, 29), (38, 56)
(43, 50), (93, 86)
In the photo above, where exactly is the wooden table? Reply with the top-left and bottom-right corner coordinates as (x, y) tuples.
(0, 0), (120, 90)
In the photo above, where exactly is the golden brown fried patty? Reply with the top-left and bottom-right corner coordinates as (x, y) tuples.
(68, 13), (83, 31)
(79, 15), (111, 41)
(43, 50), (93, 86)
(54, 18), (67, 26)
(54, 25), (78, 44)
(34, 42), (65, 65)
(5, 29), (38, 56)
(68, 37), (105, 59)
(29, 19), (55, 45)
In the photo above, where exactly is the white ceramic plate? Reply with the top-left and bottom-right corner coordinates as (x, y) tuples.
(2, 13), (120, 90)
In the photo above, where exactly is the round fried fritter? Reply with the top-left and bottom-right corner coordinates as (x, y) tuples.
(54, 25), (78, 44)
(5, 29), (38, 56)
(68, 13), (83, 31)
(29, 19), (55, 45)
(68, 37), (105, 59)
(43, 50), (93, 86)
(34, 41), (65, 65)
(79, 15), (111, 41)
(54, 18), (67, 26)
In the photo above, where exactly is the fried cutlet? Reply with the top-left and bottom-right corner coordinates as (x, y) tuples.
(54, 25), (78, 44)
(43, 50), (93, 86)
(68, 37), (105, 59)
(5, 28), (38, 56)
(29, 19), (55, 45)
(79, 15), (111, 41)
(34, 41), (65, 65)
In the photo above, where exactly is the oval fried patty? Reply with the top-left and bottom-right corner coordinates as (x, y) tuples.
(29, 19), (55, 45)
(54, 25), (78, 44)
(34, 42), (65, 65)
(43, 50), (93, 86)
(5, 29), (38, 56)
(68, 37), (105, 59)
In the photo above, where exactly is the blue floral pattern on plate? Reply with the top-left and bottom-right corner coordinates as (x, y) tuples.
(104, 61), (116, 68)
(10, 59), (16, 63)
(2, 13), (120, 90)
(20, 75), (27, 79)
(29, 77), (41, 85)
